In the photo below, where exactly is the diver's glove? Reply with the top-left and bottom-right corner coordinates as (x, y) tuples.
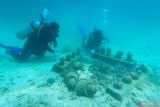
(54, 49), (58, 56)
(52, 48), (59, 61)
(49, 40), (57, 48)
(102, 36), (110, 44)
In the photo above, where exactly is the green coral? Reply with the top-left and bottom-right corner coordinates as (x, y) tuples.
(106, 47), (112, 56)
(100, 47), (105, 55)
(115, 51), (124, 59)
(126, 52), (133, 62)
(139, 64), (148, 73)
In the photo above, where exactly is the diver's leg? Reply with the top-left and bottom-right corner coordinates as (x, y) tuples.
(8, 50), (23, 61)
(13, 34), (35, 62)
(8, 48), (32, 62)
(0, 43), (25, 61)
(6, 42), (33, 62)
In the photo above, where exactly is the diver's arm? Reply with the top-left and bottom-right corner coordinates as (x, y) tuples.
(103, 36), (110, 43)
(52, 38), (57, 47)
(46, 45), (55, 54)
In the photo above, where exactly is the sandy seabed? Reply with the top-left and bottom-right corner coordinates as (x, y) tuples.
(0, 49), (160, 107)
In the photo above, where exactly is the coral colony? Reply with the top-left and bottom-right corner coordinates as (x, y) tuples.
(52, 47), (148, 101)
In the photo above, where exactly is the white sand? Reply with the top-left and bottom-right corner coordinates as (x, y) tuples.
(0, 52), (160, 107)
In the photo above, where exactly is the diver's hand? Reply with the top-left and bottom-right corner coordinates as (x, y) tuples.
(53, 48), (59, 55)
(40, 8), (50, 22)
(53, 50), (59, 61)
(49, 42), (57, 48)
(102, 38), (110, 44)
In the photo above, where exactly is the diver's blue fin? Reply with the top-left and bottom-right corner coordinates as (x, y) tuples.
(10, 47), (22, 54)
(0, 43), (22, 54)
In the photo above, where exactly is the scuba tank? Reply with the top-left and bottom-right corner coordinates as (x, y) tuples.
(16, 8), (50, 40)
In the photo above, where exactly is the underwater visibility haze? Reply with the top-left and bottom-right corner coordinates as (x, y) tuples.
(0, 0), (160, 107)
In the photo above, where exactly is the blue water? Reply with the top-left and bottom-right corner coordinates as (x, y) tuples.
(0, 0), (160, 55)
(0, 0), (160, 106)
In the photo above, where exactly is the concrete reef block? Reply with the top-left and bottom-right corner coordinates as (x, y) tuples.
(121, 76), (132, 84)
(64, 71), (79, 91)
(59, 57), (65, 65)
(139, 64), (148, 73)
(115, 51), (124, 59)
(76, 48), (80, 55)
(95, 48), (100, 53)
(52, 50), (81, 73)
(106, 73), (147, 102)
(52, 64), (63, 73)
(71, 52), (75, 58)
(126, 52), (133, 62)
(106, 87), (122, 102)
(73, 61), (84, 70)
(76, 79), (97, 97)
(136, 69), (142, 75)
(66, 54), (71, 61)
(130, 72), (139, 80)
(92, 52), (135, 69)
(106, 47), (112, 56)
(113, 81), (123, 89)
(100, 47), (105, 55)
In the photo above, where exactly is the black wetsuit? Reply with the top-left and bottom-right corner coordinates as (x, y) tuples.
(85, 29), (109, 51)
(9, 24), (58, 62)
(86, 33), (104, 50)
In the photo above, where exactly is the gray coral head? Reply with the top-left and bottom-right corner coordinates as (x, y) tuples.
(74, 61), (83, 70)
(115, 51), (124, 59)
(76, 48), (80, 55)
(126, 52), (133, 62)
(59, 57), (65, 65)
(71, 52), (75, 58)
(66, 54), (71, 61)
(139, 64), (148, 73)
(113, 81), (122, 89)
(68, 77), (77, 87)
(106, 47), (112, 55)
(100, 47), (105, 54)
(86, 83), (97, 97)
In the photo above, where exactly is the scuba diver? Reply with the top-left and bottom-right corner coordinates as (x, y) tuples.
(79, 27), (109, 52)
(0, 8), (60, 62)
